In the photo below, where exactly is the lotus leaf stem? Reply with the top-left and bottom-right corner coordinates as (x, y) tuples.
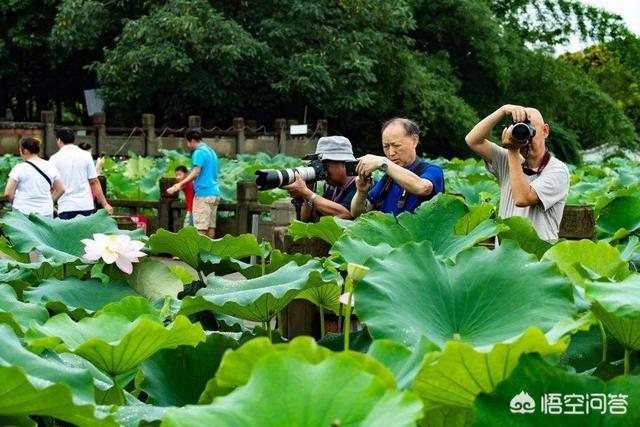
(267, 317), (273, 342)
(624, 349), (630, 375)
(343, 292), (354, 351)
(319, 306), (326, 338)
(598, 320), (607, 362)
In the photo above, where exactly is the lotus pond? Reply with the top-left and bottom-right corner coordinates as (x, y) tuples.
(1, 155), (640, 426)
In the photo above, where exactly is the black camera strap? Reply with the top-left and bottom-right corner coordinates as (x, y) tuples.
(522, 147), (550, 176)
(24, 160), (53, 188)
(374, 158), (434, 211)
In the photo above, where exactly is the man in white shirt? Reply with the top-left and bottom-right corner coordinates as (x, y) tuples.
(465, 104), (569, 241)
(50, 128), (113, 219)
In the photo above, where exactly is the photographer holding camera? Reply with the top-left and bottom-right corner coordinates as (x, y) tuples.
(280, 136), (357, 222)
(465, 104), (569, 241)
(350, 118), (444, 217)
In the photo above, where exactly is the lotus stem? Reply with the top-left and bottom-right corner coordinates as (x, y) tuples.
(110, 375), (126, 406)
(624, 349), (630, 375)
(343, 292), (353, 351)
(598, 320), (607, 362)
(277, 310), (284, 336)
(261, 255), (266, 277)
(197, 269), (206, 284)
(266, 317), (273, 342)
(319, 306), (326, 338)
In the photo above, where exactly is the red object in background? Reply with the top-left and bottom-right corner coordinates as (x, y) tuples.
(128, 214), (148, 234)
(183, 181), (194, 212)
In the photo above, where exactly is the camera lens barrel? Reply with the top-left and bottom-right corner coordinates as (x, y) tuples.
(511, 122), (536, 146)
(255, 166), (317, 190)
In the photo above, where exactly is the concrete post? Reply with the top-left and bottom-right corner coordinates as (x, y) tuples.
(316, 119), (328, 137)
(274, 118), (287, 155)
(142, 113), (156, 156)
(235, 180), (258, 235)
(93, 112), (106, 156)
(188, 115), (201, 129)
(233, 117), (245, 157)
(41, 111), (56, 158)
(159, 177), (177, 231)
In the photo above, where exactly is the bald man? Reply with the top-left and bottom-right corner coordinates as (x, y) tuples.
(465, 104), (569, 241)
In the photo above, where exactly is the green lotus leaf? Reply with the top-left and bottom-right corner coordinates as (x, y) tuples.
(448, 178), (500, 206)
(0, 210), (143, 264)
(149, 227), (263, 271)
(318, 328), (373, 353)
(238, 249), (314, 278)
(140, 332), (239, 406)
(288, 216), (351, 245)
(333, 194), (500, 265)
(297, 281), (342, 314)
(454, 203), (495, 235)
(23, 278), (139, 319)
(585, 275), (640, 350)
(126, 257), (183, 300)
(498, 216), (552, 259)
(542, 240), (630, 288)
(356, 240), (575, 347)
(473, 353), (640, 426)
(0, 284), (48, 334)
(0, 325), (116, 426)
(420, 407), (473, 427)
(0, 235), (30, 262)
(163, 352), (423, 427)
(199, 336), (396, 404)
(1, 256), (88, 281)
(26, 313), (205, 375)
(368, 337), (439, 390)
(168, 265), (197, 285)
(596, 196), (640, 240)
(179, 260), (332, 322)
(560, 324), (626, 374)
(0, 365), (117, 426)
(0, 264), (35, 296)
(116, 405), (166, 427)
(96, 296), (163, 322)
(413, 327), (568, 409)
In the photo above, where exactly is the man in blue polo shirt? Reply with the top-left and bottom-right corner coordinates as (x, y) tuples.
(351, 118), (444, 217)
(167, 129), (220, 237)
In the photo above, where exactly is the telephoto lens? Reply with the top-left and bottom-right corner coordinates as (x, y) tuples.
(255, 167), (317, 190)
(510, 122), (536, 146)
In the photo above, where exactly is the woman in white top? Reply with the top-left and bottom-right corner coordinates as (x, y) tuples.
(4, 137), (65, 217)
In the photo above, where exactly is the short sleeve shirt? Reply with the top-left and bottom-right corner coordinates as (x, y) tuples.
(50, 144), (98, 212)
(192, 143), (220, 197)
(367, 161), (444, 215)
(486, 144), (570, 241)
(9, 159), (60, 216)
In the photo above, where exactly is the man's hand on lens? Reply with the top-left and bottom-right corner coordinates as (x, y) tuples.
(501, 104), (527, 123)
(356, 154), (385, 176)
(501, 126), (520, 151)
(283, 174), (313, 199)
(355, 175), (373, 193)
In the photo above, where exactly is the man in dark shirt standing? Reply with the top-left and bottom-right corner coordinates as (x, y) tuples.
(283, 136), (357, 222)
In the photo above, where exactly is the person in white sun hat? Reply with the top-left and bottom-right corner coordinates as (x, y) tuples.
(283, 135), (358, 222)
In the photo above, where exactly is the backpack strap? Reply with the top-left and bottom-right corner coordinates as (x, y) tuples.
(24, 161), (52, 188)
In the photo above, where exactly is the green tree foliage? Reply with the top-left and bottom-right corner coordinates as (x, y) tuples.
(1, 0), (639, 159)
(562, 36), (640, 134)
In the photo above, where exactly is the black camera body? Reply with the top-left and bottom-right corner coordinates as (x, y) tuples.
(510, 119), (536, 146)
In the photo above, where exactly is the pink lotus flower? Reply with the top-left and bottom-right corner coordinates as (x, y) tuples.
(81, 233), (146, 274)
(339, 292), (354, 307)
